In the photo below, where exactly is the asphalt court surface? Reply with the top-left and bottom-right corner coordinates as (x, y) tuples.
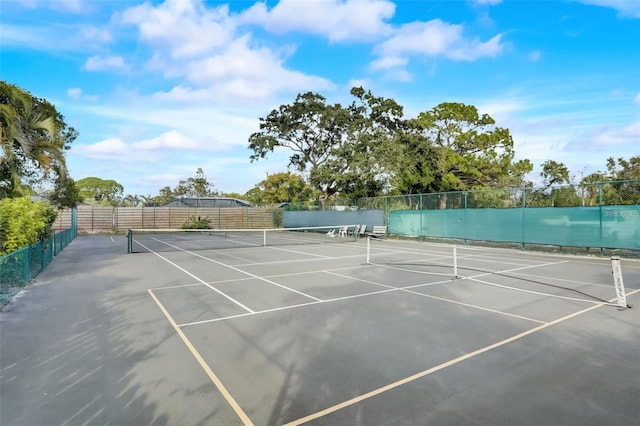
(2, 235), (639, 426)
(145, 236), (640, 425)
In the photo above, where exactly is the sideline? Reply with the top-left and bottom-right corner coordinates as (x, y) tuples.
(148, 289), (254, 426)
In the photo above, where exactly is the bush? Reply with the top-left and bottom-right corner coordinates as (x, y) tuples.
(182, 215), (211, 229)
(0, 198), (58, 255)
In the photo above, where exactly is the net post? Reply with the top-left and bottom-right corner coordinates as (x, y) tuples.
(127, 229), (132, 254)
(453, 245), (458, 278)
(366, 236), (371, 264)
(611, 256), (630, 309)
(263, 229), (267, 247)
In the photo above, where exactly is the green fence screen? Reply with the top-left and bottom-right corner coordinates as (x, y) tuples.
(389, 205), (639, 250)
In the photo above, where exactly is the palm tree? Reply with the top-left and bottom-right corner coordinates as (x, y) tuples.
(1, 82), (67, 197)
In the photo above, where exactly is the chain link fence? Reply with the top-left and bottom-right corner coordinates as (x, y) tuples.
(1, 209), (77, 308)
(356, 180), (640, 212)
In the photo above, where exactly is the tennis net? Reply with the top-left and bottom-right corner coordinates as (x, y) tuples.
(365, 237), (631, 308)
(127, 225), (360, 253)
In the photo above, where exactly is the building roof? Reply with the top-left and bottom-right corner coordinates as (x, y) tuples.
(163, 197), (253, 208)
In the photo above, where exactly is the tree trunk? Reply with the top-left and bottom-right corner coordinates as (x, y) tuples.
(439, 193), (448, 209)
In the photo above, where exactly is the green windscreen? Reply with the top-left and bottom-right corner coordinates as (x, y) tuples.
(389, 205), (639, 250)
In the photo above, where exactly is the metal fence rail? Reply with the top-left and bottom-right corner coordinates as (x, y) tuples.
(357, 180), (640, 212)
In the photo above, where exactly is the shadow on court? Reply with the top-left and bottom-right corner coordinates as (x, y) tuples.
(1, 235), (639, 425)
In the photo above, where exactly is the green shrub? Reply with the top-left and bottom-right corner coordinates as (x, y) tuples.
(182, 215), (211, 229)
(0, 198), (58, 255)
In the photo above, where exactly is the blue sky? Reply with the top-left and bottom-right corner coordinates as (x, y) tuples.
(1, 0), (639, 197)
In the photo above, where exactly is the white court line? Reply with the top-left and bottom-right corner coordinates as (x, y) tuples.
(179, 287), (401, 327)
(208, 249), (255, 264)
(455, 259), (620, 305)
(454, 254), (544, 268)
(152, 282), (212, 291)
(283, 288), (640, 426)
(149, 262), (373, 292)
(138, 240), (255, 313)
(327, 271), (545, 324)
(152, 278), (254, 291)
(466, 276), (615, 306)
(267, 245), (331, 258)
(232, 253), (364, 267)
(179, 300), (323, 327)
(402, 288), (546, 324)
(154, 239), (322, 302)
(372, 262), (454, 277)
(148, 289), (253, 426)
(179, 261), (568, 327)
(461, 259), (568, 280)
(325, 270), (397, 290)
(508, 270), (613, 289)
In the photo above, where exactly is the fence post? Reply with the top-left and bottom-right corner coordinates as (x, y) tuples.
(72, 208), (77, 237)
(598, 182), (604, 255)
(22, 246), (30, 283)
(521, 188), (526, 250)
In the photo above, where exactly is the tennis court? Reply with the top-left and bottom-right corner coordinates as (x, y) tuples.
(1, 231), (639, 425)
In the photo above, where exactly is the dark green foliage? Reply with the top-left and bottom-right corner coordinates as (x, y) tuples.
(182, 215), (211, 229)
(0, 198), (57, 255)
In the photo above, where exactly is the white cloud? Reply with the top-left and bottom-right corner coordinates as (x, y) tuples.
(73, 138), (129, 161)
(369, 56), (408, 71)
(239, 0), (395, 42)
(119, 0), (235, 59)
(78, 26), (112, 44)
(14, 0), (91, 13)
(133, 131), (200, 151)
(376, 19), (504, 63)
(576, 0), (640, 18)
(585, 121), (640, 147)
(67, 87), (98, 101)
(79, 102), (262, 152)
(181, 36), (334, 100)
(74, 131), (202, 163)
(634, 93), (640, 104)
(117, 0), (334, 103)
(51, 0), (87, 13)
(84, 55), (127, 71)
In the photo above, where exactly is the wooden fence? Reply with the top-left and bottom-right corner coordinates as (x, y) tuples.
(53, 206), (278, 234)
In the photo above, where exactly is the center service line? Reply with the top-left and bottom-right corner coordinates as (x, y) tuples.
(157, 239), (322, 302)
(139, 240), (254, 313)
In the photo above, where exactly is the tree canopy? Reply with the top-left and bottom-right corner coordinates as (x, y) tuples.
(416, 102), (532, 192)
(76, 177), (124, 205)
(249, 88), (409, 206)
(249, 88), (535, 208)
(1, 81), (78, 202)
(173, 168), (218, 198)
(245, 172), (317, 206)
